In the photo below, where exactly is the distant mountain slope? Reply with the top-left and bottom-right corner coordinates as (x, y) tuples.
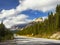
(11, 17), (43, 30)
(16, 5), (60, 40)
(11, 24), (27, 30)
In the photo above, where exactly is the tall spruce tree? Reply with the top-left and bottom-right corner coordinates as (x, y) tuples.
(16, 5), (60, 38)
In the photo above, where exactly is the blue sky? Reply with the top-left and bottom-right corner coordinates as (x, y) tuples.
(0, 0), (19, 11)
(0, 0), (60, 28)
(0, 0), (48, 18)
(21, 9), (48, 19)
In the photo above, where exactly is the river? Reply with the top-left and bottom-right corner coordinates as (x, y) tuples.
(0, 36), (60, 45)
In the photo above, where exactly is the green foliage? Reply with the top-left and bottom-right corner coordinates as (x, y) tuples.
(0, 22), (13, 42)
(16, 5), (60, 38)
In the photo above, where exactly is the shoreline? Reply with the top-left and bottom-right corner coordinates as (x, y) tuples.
(14, 35), (60, 40)
(14, 34), (60, 40)
(14, 35), (60, 43)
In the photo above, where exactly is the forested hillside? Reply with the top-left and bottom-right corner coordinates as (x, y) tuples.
(0, 22), (13, 42)
(16, 5), (60, 39)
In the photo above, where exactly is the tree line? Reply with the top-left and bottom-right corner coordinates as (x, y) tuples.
(16, 5), (60, 38)
(0, 22), (13, 42)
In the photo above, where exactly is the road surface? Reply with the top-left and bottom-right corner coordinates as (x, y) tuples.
(0, 36), (60, 45)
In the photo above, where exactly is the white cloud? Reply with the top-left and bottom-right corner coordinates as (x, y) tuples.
(0, 0), (60, 28)
(42, 16), (48, 21)
(3, 14), (32, 28)
(0, 9), (16, 19)
(17, 0), (60, 12)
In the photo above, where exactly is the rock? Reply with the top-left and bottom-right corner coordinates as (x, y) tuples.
(50, 32), (60, 39)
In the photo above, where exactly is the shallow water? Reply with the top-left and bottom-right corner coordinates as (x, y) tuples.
(0, 37), (60, 45)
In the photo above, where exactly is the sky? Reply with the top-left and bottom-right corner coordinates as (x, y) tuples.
(0, 0), (60, 28)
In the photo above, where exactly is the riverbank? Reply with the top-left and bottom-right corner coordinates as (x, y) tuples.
(16, 32), (60, 40)
(14, 34), (60, 40)
(0, 36), (60, 45)
(14, 35), (60, 44)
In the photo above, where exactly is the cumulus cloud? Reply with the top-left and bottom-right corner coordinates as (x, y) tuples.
(0, 9), (16, 19)
(17, 0), (60, 12)
(0, 0), (60, 28)
(3, 14), (32, 28)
